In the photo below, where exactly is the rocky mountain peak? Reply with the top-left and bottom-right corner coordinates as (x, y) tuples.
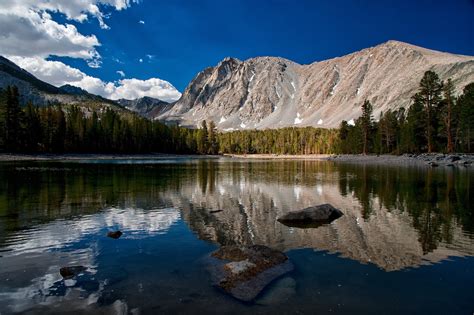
(155, 41), (474, 130)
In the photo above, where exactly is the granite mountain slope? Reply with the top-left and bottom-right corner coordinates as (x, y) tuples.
(155, 40), (474, 130)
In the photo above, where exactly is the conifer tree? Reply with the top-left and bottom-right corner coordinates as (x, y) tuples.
(5, 86), (23, 151)
(458, 83), (474, 152)
(24, 102), (41, 152)
(418, 71), (443, 153)
(441, 79), (455, 153)
(197, 120), (209, 154)
(357, 100), (373, 155)
(207, 120), (218, 154)
(0, 88), (6, 150)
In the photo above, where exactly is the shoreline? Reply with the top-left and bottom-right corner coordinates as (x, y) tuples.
(328, 153), (473, 167)
(0, 153), (472, 168)
(226, 153), (474, 167)
(0, 153), (220, 162)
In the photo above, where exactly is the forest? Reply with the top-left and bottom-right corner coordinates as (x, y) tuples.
(0, 70), (473, 155)
(0, 88), (200, 154)
(337, 71), (474, 154)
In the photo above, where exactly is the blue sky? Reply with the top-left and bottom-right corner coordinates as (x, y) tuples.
(0, 0), (473, 100)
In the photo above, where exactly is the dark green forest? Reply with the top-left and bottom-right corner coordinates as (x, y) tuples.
(338, 72), (474, 154)
(0, 70), (473, 155)
(0, 86), (201, 154)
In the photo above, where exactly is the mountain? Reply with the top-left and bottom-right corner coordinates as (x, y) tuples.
(0, 56), (61, 103)
(59, 84), (91, 96)
(155, 40), (474, 130)
(0, 56), (122, 110)
(117, 96), (173, 118)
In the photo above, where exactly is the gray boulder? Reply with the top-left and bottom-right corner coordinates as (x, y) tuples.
(277, 204), (343, 228)
(207, 245), (293, 302)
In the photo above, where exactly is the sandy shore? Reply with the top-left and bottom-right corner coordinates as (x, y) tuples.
(223, 154), (331, 160)
(0, 153), (219, 162)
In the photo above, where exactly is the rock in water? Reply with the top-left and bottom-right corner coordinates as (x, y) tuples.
(207, 245), (294, 302)
(107, 231), (123, 239)
(277, 204), (343, 228)
(60, 266), (87, 279)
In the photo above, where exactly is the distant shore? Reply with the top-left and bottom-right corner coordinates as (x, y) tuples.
(0, 153), (219, 162)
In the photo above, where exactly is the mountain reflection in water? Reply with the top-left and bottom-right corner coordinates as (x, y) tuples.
(0, 159), (473, 313)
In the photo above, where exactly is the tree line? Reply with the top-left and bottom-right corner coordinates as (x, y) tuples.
(0, 70), (473, 155)
(217, 127), (339, 154)
(0, 86), (200, 154)
(338, 71), (474, 154)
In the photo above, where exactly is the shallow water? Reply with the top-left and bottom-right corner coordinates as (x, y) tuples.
(0, 159), (473, 314)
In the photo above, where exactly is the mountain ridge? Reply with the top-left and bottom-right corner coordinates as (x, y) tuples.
(155, 40), (474, 129)
(117, 96), (172, 118)
(0, 55), (127, 112)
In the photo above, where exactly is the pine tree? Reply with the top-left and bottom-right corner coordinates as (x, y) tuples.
(24, 102), (41, 152)
(458, 82), (474, 152)
(4, 86), (23, 151)
(378, 110), (400, 154)
(197, 120), (209, 154)
(207, 120), (218, 154)
(441, 79), (455, 153)
(357, 100), (373, 155)
(0, 88), (6, 150)
(338, 120), (350, 153)
(418, 71), (443, 153)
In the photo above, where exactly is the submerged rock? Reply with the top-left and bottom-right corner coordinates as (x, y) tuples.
(207, 245), (293, 302)
(107, 231), (123, 239)
(277, 204), (343, 228)
(60, 266), (87, 279)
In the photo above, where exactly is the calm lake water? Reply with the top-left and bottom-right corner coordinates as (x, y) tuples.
(0, 159), (473, 314)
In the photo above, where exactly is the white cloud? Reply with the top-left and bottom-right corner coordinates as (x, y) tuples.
(0, 1), (182, 103)
(139, 20), (145, 24)
(9, 57), (182, 102)
(0, 12), (100, 61)
(109, 78), (182, 101)
(0, 0), (139, 67)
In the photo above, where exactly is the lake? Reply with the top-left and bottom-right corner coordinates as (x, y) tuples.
(0, 158), (473, 314)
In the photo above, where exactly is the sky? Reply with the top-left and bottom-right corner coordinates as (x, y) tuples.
(0, 0), (473, 101)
